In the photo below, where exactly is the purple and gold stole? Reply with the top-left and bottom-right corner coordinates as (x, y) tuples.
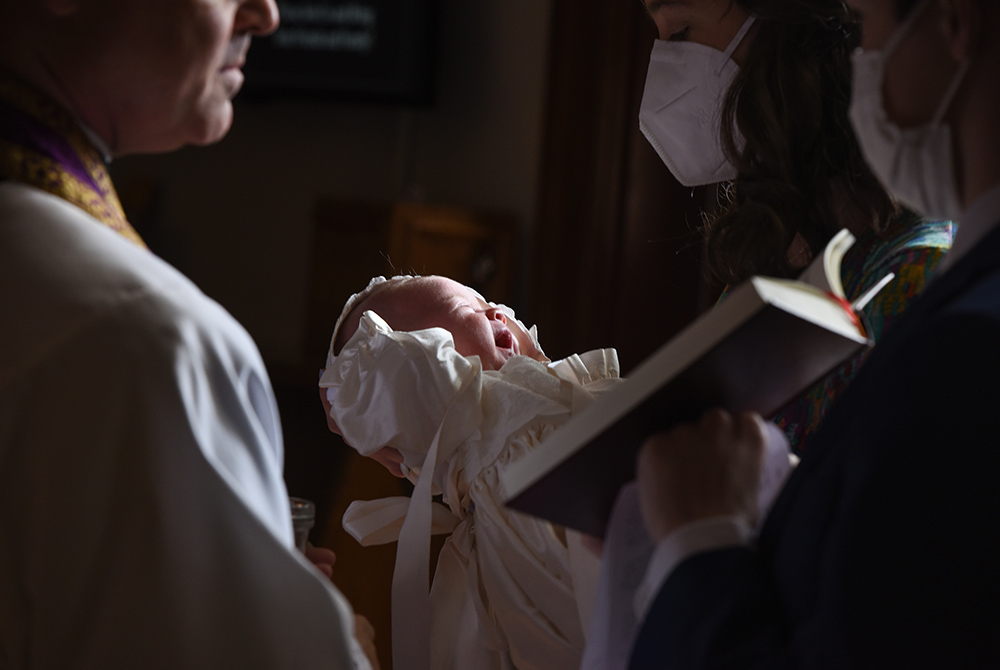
(0, 72), (146, 248)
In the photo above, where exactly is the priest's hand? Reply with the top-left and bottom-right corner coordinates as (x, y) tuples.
(303, 543), (336, 579)
(354, 614), (381, 670)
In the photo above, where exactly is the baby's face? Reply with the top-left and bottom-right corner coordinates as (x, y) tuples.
(412, 277), (520, 371)
(342, 276), (534, 371)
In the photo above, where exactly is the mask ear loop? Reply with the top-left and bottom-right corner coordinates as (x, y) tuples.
(930, 59), (971, 125)
(881, 0), (933, 60)
(715, 14), (756, 76)
(877, 0), (969, 126)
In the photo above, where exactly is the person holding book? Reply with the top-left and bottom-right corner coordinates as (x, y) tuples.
(638, 0), (954, 452)
(629, 0), (1000, 665)
(583, 3), (954, 667)
(319, 274), (625, 670)
(0, 0), (377, 667)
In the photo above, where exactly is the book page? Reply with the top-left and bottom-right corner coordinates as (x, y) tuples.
(753, 278), (868, 342)
(795, 228), (855, 298)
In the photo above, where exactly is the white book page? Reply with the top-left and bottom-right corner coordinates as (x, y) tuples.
(795, 228), (855, 298)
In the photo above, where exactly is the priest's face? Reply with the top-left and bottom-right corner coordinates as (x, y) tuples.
(60, 0), (279, 156)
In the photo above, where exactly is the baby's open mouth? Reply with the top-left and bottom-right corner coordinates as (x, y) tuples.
(495, 328), (515, 352)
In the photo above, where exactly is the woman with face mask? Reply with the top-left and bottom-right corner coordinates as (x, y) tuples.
(582, 3), (955, 668)
(638, 0), (954, 452)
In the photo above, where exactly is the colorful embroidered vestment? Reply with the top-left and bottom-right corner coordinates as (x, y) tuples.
(0, 72), (145, 248)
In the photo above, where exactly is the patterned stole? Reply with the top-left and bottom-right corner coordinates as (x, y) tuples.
(0, 72), (146, 248)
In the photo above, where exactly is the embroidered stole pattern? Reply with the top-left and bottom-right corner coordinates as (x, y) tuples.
(0, 72), (146, 248)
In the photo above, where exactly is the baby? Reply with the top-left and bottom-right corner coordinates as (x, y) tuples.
(319, 275), (623, 670)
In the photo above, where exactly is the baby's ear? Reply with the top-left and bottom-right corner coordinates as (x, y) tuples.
(318, 386), (343, 435)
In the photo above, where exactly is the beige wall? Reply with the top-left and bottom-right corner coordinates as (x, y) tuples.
(111, 0), (553, 369)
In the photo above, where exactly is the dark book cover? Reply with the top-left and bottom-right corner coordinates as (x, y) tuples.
(502, 276), (870, 538)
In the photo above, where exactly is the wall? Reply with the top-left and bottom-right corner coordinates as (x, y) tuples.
(110, 0), (553, 371)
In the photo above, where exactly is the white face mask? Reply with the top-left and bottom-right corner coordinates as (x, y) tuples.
(849, 0), (969, 221)
(638, 15), (756, 187)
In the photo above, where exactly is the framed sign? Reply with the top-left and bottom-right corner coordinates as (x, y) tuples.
(243, 0), (438, 105)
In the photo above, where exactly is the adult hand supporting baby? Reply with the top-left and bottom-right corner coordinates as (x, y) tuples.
(636, 409), (766, 542)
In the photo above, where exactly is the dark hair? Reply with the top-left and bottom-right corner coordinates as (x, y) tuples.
(703, 0), (902, 285)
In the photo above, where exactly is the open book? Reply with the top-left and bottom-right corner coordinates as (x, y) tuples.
(502, 229), (889, 538)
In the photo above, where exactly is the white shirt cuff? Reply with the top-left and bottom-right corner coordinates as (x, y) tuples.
(633, 515), (752, 620)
